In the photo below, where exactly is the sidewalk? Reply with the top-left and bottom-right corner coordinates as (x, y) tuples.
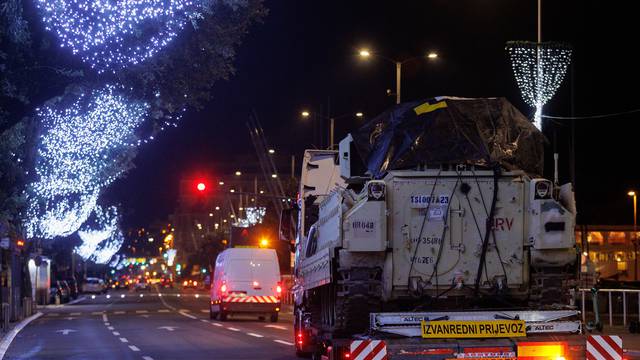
(0, 312), (43, 359)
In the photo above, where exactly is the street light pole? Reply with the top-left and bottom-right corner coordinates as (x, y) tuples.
(396, 61), (401, 104)
(329, 117), (335, 150)
(630, 191), (638, 281)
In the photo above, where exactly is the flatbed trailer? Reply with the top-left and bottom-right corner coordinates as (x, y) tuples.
(312, 309), (586, 360)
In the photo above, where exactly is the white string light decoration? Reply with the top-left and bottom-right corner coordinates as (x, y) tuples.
(34, 0), (201, 71)
(25, 84), (148, 239)
(76, 205), (124, 264)
(506, 41), (572, 130)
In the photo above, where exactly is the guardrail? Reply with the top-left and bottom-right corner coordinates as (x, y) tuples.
(579, 288), (640, 328)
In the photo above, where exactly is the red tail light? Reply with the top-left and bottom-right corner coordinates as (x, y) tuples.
(276, 285), (282, 294)
(296, 332), (303, 345)
(220, 283), (227, 293)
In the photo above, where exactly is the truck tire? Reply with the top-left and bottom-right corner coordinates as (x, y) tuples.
(270, 313), (278, 322)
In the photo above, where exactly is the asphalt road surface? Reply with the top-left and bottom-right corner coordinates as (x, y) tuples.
(5, 288), (297, 360)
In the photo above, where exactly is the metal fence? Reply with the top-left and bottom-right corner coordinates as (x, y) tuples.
(579, 288), (640, 327)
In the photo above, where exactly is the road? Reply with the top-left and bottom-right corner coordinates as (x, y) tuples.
(4, 288), (297, 360)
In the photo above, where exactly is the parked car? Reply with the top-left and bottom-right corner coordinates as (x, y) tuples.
(65, 277), (79, 299)
(50, 280), (70, 304)
(160, 277), (173, 288)
(134, 277), (152, 292)
(82, 277), (106, 294)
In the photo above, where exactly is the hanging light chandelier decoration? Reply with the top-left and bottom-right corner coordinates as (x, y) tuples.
(506, 41), (572, 130)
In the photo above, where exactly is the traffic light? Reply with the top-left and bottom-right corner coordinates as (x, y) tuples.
(196, 181), (206, 192)
(16, 239), (25, 248)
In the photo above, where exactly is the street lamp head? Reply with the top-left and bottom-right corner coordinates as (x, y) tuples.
(359, 49), (371, 58)
(235, 171), (242, 176)
(629, 191), (636, 197)
(301, 111), (310, 118)
(355, 112), (364, 118)
(427, 51), (438, 59)
(268, 149), (275, 154)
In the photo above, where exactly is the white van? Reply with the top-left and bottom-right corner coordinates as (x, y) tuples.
(210, 248), (282, 322)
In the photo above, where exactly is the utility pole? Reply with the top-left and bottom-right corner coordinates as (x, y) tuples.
(396, 61), (401, 104)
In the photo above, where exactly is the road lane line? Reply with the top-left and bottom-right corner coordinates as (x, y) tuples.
(265, 325), (287, 330)
(102, 314), (108, 322)
(211, 323), (223, 327)
(227, 327), (240, 332)
(135, 310), (148, 314)
(119, 338), (129, 343)
(158, 309), (170, 313)
(0, 312), (43, 360)
(247, 333), (264, 338)
(142, 357), (154, 360)
(179, 309), (190, 312)
(114, 311), (125, 315)
(91, 311), (103, 315)
(113, 331), (120, 336)
(129, 345), (140, 352)
(107, 326), (115, 330)
(200, 310), (209, 313)
(274, 340), (294, 346)
(178, 311), (197, 320)
(200, 319), (209, 323)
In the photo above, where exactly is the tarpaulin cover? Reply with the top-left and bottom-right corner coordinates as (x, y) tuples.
(352, 97), (545, 178)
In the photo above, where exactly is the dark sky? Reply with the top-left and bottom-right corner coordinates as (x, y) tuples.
(108, 0), (640, 228)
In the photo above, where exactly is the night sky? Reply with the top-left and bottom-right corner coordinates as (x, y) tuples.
(107, 1), (640, 228)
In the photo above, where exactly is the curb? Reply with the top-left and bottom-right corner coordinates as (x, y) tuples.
(0, 312), (43, 360)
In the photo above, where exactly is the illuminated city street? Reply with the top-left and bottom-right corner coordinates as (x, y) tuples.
(2, 1), (640, 359)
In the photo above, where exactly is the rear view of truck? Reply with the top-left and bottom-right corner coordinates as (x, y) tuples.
(283, 97), (581, 359)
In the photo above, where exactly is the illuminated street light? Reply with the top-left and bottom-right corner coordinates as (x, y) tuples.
(358, 47), (438, 104)
(301, 111), (310, 117)
(235, 171), (242, 176)
(271, 174), (278, 178)
(215, 206), (220, 210)
(268, 149), (275, 154)
(209, 213), (213, 217)
(356, 112), (364, 118)
(218, 181), (224, 185)
(230, 189), (235, 193)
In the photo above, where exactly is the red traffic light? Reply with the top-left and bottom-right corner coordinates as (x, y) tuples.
(196, 182), (206, 192)
(16, 239), (25, 248)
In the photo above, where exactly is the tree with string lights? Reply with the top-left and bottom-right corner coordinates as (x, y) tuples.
(1, 0), (266, 262)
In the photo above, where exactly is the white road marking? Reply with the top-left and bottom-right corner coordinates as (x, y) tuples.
(265, 325), (287, 330)
(102, 314), (108, 322)
(55, 329), (76, 335)
(142, 357), (154, 360)
(129, 345), (140, 352)
(227, 327), (240, 332)
(200, 319), (209, 323)
(157, 326), (178, 332)
(179, 309), (190, 312)
(112, 331), (120, 336)
(91, 312), (103, 315)
(178, 311), (197, 320)
(119, 338), (129, 343)
(274, 340), (294, 346)
(158, 309), (170, 313)
(247, 333), (264, 338)
(0, 312), (43, 359)
(135, 310), (148, 314)
(200, 310), (209, 313)
(211, 323), (223, 327)
(65, 317), (75, 321)
(114, 311), (125, 315)
(107, 326), (115, 330)
(70, 312), (81, 316)
(104, 323), (110, 326)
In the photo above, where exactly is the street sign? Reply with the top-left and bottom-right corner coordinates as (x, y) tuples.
(0, 238), (9, 250)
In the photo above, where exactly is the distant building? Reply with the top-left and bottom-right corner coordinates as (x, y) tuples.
(578, 225), (640, 282)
